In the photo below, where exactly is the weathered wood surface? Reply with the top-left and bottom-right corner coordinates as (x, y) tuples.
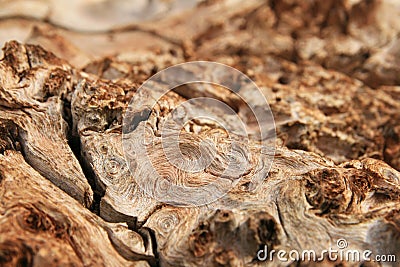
(0, 0), (399, 266)
(0, 41), (93, 207)
(0, 151), (153, 267)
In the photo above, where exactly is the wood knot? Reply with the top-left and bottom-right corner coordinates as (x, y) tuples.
(189, 223), (213, 258)
(305, 169), (347, 215)
(16, 205), (70, 238)
(158, 213), (179, 233)
(104, 158), (121, 176)
(0, 240), (33, 267)
(245, 211), (279, 247)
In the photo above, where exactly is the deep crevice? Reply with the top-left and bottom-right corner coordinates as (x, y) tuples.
(140, 227), (160, 267)
(62, 97), (159, 266)
(62, 99), (105, 215)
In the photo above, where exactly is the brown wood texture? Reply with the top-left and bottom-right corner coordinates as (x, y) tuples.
(0, 0), (399, 266)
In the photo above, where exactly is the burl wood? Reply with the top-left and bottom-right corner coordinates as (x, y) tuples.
(0, 0), (399, 266)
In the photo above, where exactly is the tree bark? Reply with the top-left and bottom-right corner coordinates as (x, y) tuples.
(0, 1), (400, 266)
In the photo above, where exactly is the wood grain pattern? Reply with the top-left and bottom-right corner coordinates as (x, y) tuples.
(0, 150), (153, 267)
(0, 0), (399, 266)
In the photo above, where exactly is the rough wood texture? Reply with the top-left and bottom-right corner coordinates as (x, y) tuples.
(0, 41), (93, 207)
(0, 0), (399, 266)
(0, 150), (153, 267)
